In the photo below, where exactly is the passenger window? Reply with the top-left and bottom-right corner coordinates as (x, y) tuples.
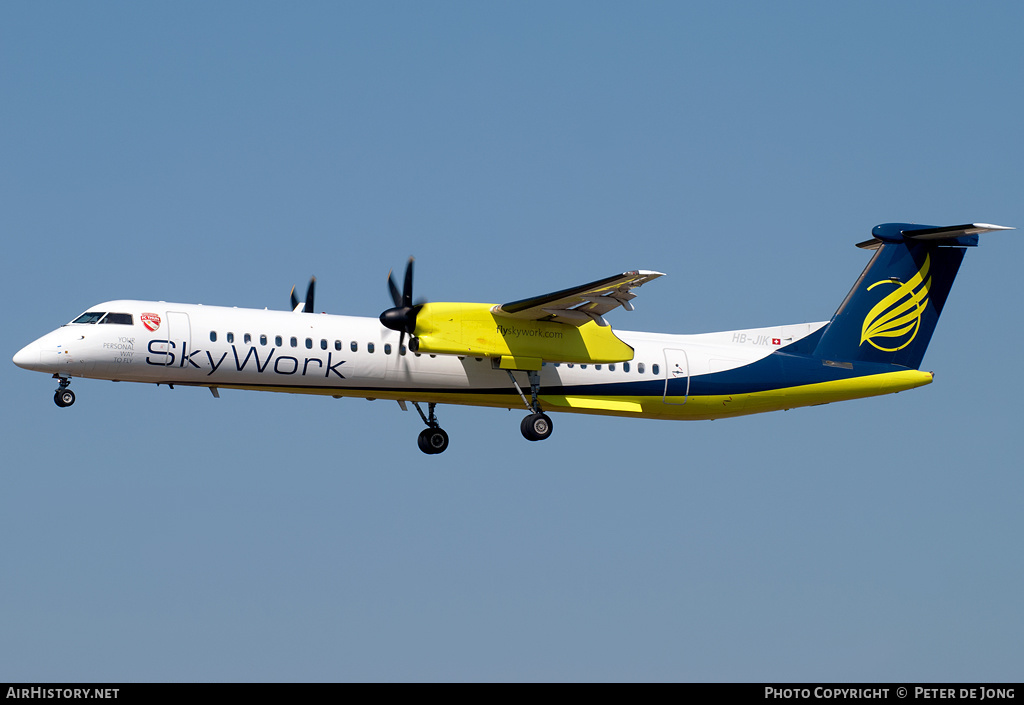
(368, 343), (375, 353)
(402, 346), (409, 356)
(638, 363), (645, 374)
(210, 331), (217, 342)
(595, 364), (602, 370)
(567, 363), (574, 368)
(351, 341), (358, 352)
(384, 344), (392, 355)
(227, 332), (234, 343)
(260, 334), (267, 346)
(623, 362), (631, 373)
(244, 333), (252, 344)
(290, 337), (298, 348)
(275, 335), (283, 346)
(335, 341), (342, 351)
(554, 363), (560, 367)
(652, 364), (660, 375)
(304, 338), (312, 349)
(609, 364), (616, 371)
(580, 364), (587, 369)
(320, 339), (328, 350)
(72, 311), (105, 324)
(99, 313), (133, 325)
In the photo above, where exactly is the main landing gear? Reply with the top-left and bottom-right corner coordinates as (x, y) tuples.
(53, 375), (75, 408)
(508, 370), (554, 442)
(404, 370), (554, 455)
(411, 401), (450, 455)
(520, 412), (553, 442)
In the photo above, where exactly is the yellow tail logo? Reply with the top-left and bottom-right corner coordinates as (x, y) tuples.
(860, 254), (931, 352)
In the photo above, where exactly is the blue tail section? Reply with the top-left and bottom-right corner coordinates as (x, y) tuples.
(813, 223), (1006, 369)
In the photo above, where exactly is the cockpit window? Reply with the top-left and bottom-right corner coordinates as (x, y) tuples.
(72, 311), (106, 324)
(99, 313), (134, 325)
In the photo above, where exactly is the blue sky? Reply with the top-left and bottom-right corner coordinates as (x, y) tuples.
(2, 1), (1022, 682)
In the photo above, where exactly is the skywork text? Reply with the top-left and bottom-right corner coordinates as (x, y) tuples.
(146, 342), (346, 379)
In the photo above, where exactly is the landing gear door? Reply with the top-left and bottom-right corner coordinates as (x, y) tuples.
(165, 311), (191, 368)
(663, 348), (689, 405)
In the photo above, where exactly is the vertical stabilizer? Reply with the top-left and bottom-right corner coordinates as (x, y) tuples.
(813, 222), (1010, 369)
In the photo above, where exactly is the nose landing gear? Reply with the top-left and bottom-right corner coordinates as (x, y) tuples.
(53, 375), (75, 407)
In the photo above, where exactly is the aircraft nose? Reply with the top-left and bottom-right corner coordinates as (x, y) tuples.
(13, 340), (41, 370)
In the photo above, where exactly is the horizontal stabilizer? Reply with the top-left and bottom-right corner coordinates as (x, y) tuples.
(901, 223), (1014, 239)
(857, 222), (1014, 250)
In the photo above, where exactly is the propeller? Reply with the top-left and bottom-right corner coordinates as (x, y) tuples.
(290, 277), (316, 313)
(379, 257), (423, 351)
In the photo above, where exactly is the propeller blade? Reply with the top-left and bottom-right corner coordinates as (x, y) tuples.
(387, 270), (402, 308)
(402, 257), (414, 308)
(290, 286), (300, 312)
(304, 277), (316, 314)
(380, 257), (421, 344)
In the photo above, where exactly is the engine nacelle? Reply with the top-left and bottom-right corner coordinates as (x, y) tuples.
(411, 302), (634, 369)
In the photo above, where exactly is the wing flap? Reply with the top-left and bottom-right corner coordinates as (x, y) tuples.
(493, 270), (664, 326)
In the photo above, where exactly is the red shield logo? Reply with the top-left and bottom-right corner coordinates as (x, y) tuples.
(141, 313), (161, 332)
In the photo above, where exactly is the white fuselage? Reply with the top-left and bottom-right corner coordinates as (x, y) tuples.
(15, 299), (932, 423)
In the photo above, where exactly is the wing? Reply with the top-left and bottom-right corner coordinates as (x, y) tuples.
(491, 270), (665, 326)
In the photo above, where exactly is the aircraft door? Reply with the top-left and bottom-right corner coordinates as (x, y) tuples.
(662, 348), (689, 404)
(165, 311), (191, 368)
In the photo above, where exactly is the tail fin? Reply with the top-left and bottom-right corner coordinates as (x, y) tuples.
(813, 222), (1012, 369)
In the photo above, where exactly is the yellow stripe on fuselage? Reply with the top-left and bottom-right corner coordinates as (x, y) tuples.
(179, 369), (933, 421)
(652, 368), (933, 420)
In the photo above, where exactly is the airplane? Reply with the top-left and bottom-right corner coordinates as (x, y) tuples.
(13, 221), (1012, 454)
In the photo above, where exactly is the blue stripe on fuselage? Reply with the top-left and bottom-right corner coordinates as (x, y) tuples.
(536, 349), (909, 399)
